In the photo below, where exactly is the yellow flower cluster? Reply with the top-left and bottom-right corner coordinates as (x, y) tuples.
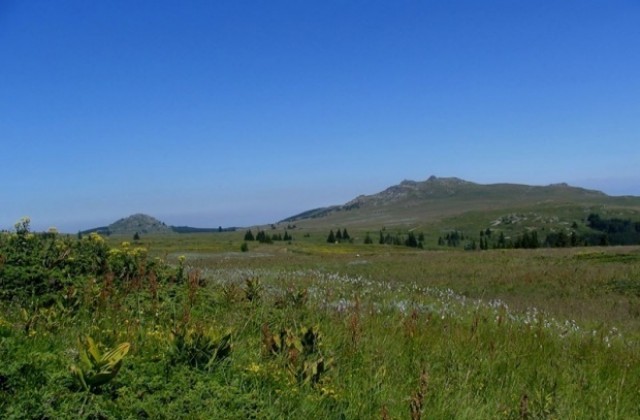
(131, 247), (148, 257)
(87, 232), (105, 243)
(246, 362), (262, 373)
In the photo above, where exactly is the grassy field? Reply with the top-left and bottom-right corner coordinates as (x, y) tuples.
(2, 229), (640, 418)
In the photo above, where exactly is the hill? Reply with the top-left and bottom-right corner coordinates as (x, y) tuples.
(81, 213), (173, 236)
(280, 176), (640, 231)
(81, 214), (236, 236)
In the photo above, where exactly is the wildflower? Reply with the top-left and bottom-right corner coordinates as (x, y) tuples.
(88, 232), (105, 243)
(247, 363), (262, 374)
(132, 247), (148, 256)
(321, 386), (337, 397)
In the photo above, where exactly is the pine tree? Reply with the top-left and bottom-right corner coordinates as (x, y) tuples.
(327, 230), (336, 243)
(256, 230), (272, 243)
(556, 231), (568, 247)
(336, 229), (343, 241)
(405, 232), (418, 248)
(570, 232), (578, 247)
(342, 228), (350, 240)
(364, 232), (373, 244)
(497, 232), (506, 248)
(531, 231), (539, 248)
(244, 230), (255, 241)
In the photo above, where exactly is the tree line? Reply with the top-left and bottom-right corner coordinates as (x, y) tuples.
(326, 229), (350, 243)
(378, 230), (424, 248)
(323, 228), (425, 249)
(438, 213), (640, 250)
(244, 229), (292, 244)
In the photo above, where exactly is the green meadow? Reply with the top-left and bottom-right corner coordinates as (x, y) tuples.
(2, 224), (640, 418)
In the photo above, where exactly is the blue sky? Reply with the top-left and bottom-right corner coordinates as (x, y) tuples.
(1, 1), (639, 232)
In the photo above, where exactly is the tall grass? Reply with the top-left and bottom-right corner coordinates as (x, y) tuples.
(2, 233), (639, 418)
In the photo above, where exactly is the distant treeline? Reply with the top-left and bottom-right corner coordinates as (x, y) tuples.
(327, 229), (351, 243)
(378, 230), (424, 249)
(439, 213), (640, 250)
(171, 226), (237, 234)
(584, 213), (640, 245)
(244, 229), (292, 244)
(325, 229), (425, 249)
(541, 213), (640, 248)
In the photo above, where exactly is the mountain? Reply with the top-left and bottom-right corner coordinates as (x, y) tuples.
(280, 176), (640, 228)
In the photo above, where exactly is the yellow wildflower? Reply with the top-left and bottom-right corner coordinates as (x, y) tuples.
(247, 362), (262, 374)
(88, 232), (105, 243)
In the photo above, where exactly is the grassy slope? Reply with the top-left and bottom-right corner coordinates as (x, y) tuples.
(281, 180), (640, 236)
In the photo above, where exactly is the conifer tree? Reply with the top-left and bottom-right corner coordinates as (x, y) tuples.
(327, 230), (336, 243)
(405, 232), (418, 248)
(497, 232), (506, 248)
(570, 231), (578, 247)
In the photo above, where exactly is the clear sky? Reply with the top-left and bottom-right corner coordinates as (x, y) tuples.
(1, 1), (639, 232)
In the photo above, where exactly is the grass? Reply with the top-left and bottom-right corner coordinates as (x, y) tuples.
(2, 231), (640, 418)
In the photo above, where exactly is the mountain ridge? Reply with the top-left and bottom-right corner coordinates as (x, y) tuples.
(80, 177), (640, 234)
(279, 176), (631, 226)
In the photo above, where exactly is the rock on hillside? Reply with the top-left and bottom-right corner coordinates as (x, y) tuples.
(343, 176), (475, 208)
